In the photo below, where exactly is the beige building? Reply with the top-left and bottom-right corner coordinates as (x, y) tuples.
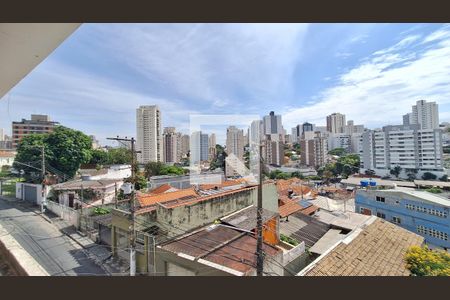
(300, 131), (328, 168)
(208, 133), (216, 161)
(264, 134), (284, 166)
(163, 127), (182, 164)
(180, 134), (190, 158)
(136, 105), (162, 164)
(12, 115), (58, 148)
(326, 113), (346, 134)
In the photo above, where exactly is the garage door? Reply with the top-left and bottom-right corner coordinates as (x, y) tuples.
(24, 185), (37, 204)
(166, 262), (195, 276)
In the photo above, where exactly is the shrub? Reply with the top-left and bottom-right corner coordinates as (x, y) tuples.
(405, 246), (450, 276)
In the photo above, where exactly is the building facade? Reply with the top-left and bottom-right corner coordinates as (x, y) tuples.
(300, 131), (328, 168)
(326, 113), (346, 134)
(411, 100), (439, 130)
(360, 124), (444, 177)
(12, 114), (58, 148)
(355, 188), (449, 250)
(190, 131), (209, 164)
(136, 105), (162, 164)
(263, 111), (283, 135)
(163, 127), (182, 164)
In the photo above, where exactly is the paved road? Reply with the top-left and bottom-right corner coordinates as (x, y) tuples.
(0, 197), (107, 276)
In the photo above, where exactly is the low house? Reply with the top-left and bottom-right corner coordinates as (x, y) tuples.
(78, 164), (131, 181)
(0, 150), (15, 169)
(297, 217), (424, 276)
(51, 179), (123, 208)
(110, 182), (280, 274)
(155, 223), (284, 276)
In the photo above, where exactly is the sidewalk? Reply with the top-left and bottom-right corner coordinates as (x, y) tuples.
(0, 195), (127, 275)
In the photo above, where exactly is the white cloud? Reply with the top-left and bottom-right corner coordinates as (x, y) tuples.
(283, 25), (450, 130)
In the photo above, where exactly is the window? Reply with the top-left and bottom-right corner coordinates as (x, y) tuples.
(376, 196), (385, 203)
(376, 212), (386, 219)
(416, 225), (448, 241)
(392, 217), (401, 224)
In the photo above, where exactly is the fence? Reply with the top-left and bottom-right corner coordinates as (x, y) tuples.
(46, 200), (80, 228)
(0, 179), (19, 197)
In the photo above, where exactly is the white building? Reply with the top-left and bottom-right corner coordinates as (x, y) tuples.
(411, 100), (439, 130)
(342, 120), (364, 135)
(360, 124), (444, 177)
(190, 131), (209, 164)
(326, 113), (346, 133)
(136, 105), (162, 164)
(263, 111), (283, 135)
(328, 133), (351, 152)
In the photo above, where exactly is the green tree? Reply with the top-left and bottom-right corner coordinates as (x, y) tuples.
(406, 168), (418, 181)
(439, 174), (448, 182)
(14, 126), (93, 181)
(107, 147), (133, 165)
(390, 165), (402, 179)
(405, 246), (450, 276)
(89, 149), (109, 166)
(144, 161), (164, 178)
(328, 147), (347, 156)
(210, 144), (227, 170)
(291, 171), (305, 179)
(422, 172), (437, 180)
(124, 174), (147, 191)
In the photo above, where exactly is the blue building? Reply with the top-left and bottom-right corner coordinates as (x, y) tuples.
(355, 188), (449, 250)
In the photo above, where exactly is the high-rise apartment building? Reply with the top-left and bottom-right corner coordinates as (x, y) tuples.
(226, 126), (245, 159)
(263, 134), (284, 166)
(180, 134), (190, 158)
(208, 133), (217, 161)
(410, 100), (439, 130)
(190, 131), (209, 164)
(0, 128), (4, 141)
(163, 127), (182, 164)
(136, 105), (162, 164)
(300, 131), (328, 168)
(328, 133), (351, 152)
(326, 113), (346, 133)
(403, 113), (412, 126)
(12, 114), (59, 148)
(250, 120), (264, 146)
(360, 124), (444, 176)
(342, 120), (364, 135)
(263, 111), (283, 135)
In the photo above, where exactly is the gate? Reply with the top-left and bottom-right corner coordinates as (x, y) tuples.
(23, 185), (37, 203)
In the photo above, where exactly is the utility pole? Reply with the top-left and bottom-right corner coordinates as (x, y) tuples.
(256, 142), (264, 276)
(107, 136), (138, 276)
(114, 182), (118, 209)
(41, 145), (46, 213)
(79, 183), (83, 231)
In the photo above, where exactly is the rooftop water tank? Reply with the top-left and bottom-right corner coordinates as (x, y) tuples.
(360, 180), (369, 187)
(369, 180), (377, 187)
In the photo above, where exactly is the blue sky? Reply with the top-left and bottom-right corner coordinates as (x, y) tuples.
(1, 23), (450, 145)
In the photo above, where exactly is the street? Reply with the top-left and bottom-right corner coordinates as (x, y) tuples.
(0, 197), (107, 276)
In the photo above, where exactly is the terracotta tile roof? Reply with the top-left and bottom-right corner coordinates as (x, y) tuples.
(160, 225), (281, 275)
(0, 151), (16, 158)
(199, 178), (248, 190)
(279, 199), (302, 217)
(299, 205), (319, 216)
(302, 218), (424, 276)
(160, 186), (255, 209)
(276, 178), (311, 197)
(149, 184), (176, 194)
(137, 188), (198, 208)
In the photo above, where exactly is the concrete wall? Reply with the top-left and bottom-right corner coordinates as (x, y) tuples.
(46, 200), (80, 228)
(15, 182), (48, 205)
(156, 189), (256, 238)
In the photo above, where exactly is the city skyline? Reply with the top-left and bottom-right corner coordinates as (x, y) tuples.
(1, 24), (450, 146)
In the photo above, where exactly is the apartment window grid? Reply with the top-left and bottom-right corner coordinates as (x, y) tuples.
(416, 225), (448, 241)
(405, 203), (447, 218)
